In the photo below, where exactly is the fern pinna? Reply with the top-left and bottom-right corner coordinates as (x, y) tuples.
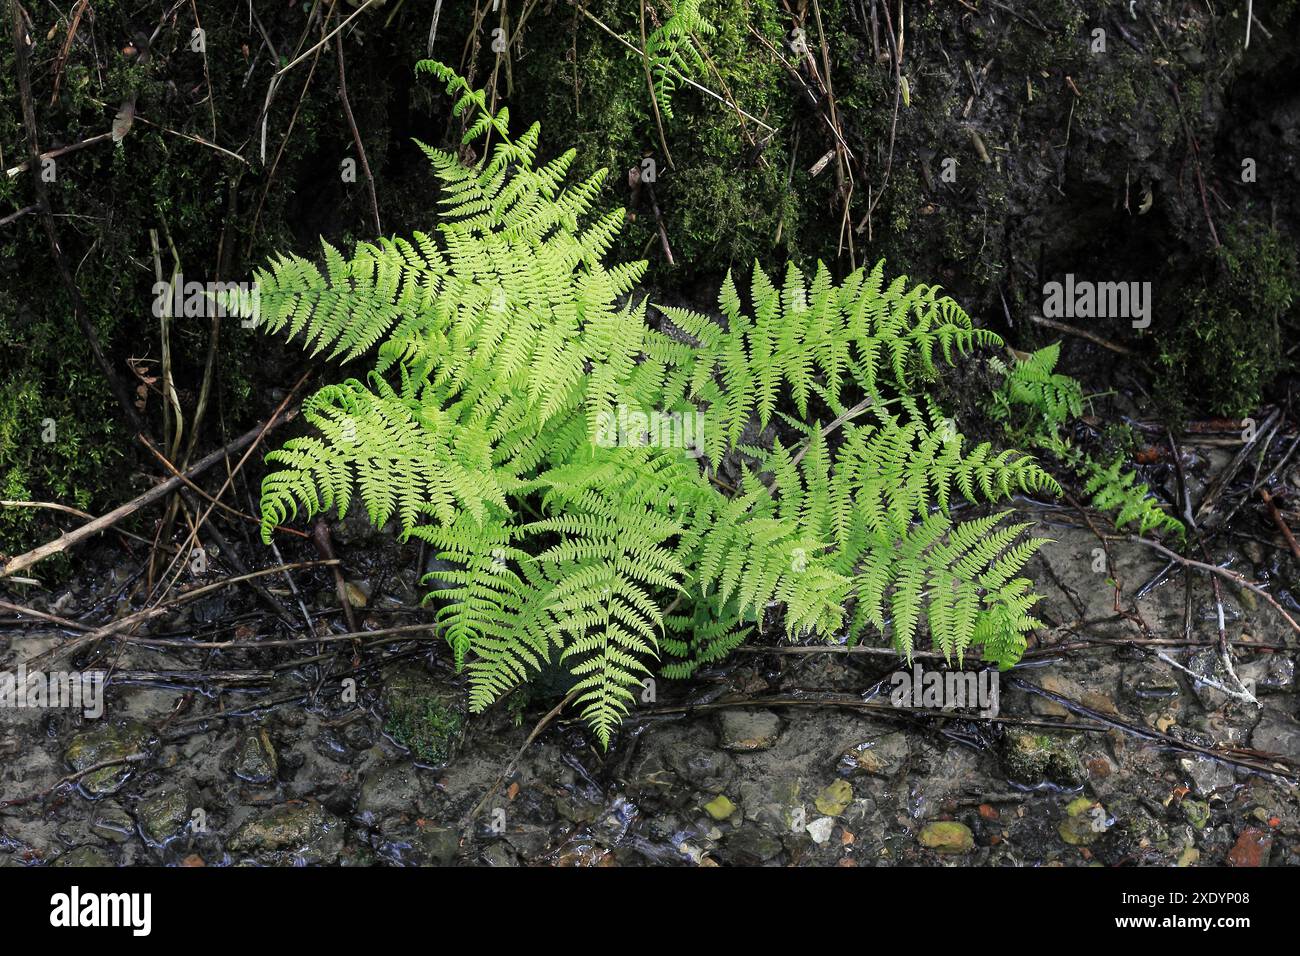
(993, 344), (1184, 538)
(236, 63), (1058, 746)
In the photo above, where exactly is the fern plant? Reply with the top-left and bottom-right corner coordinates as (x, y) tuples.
(990, 341), (1082, 439)
(993, 344), (1184, 538)
(641, 0), (715, 121)
(235, 63), (1060, 745)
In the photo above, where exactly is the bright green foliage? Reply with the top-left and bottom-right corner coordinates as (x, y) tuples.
(240, 64), (1057, 745)
(642, 0), (716, 120)
(1080, 453), (1185, 537)
(658, 262), (1002, 465)
(994, 344), (1183, 538)
(990, 341), (1082, 437)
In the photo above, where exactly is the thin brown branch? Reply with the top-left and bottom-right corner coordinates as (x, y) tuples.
(1, 408), (298, 580)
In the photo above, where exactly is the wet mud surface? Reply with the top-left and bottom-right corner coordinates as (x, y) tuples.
(2, 496), (1298, 867)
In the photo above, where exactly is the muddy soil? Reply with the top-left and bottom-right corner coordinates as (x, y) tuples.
(2, 486), (1297, 867)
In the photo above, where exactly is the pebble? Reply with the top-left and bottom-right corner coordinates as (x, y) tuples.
(717, 710), (782, 751)
(1225, 828), (1273, 867)
(838, 732), (909, 777)
(1059, 796), (1110, 846)
(814, 779), (853, 817)
(806, 817), (835, 844)
(917, 821), (973, 854)
(227, 800), (344, 863)
(232, 727), (279, 784)
(137, 783), (194, 845)
(63, 721), (152, 797)
(703, 795), (737, 821)
(1250, 709), (1300, 755)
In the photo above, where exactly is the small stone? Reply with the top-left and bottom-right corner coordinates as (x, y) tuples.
(1059, 797), (1110, 846)
(703, 795), (737, 821)
(1181, 799), (1210, 830)
(502, 825), (551, 862)
(480, 843), (518, 867)
(356, 762), (426, 827)
(90, 805), (136, 843)
(1225, 828), (1273, 867)
(722, 828), (783, 863)
(978, 804), (999, 821)
(806, 817), (835, 844)
(838, 732), (909, 776)
(1030, 675), (1077, 718)
(717, 710), (781, 751)
(1177, 846), (1200, 867)
(52, 846), (112, 867)
(64, 721), (152, 797)
(137, 783), (193, 845)
(1186, 649), (1233, 710)
(814, 779), (853, 817)
(418, 826), (461, 865)
(666, 748), (736, 791)
(1122, 661), (1181, 703)
(343, 580), (371, 608)
(1237, 655), (1294, 694)
(232, 727), (279, 784)
(1080, 691), (1118, 715)
(228, 801), (343, 864)
(1250, 709), (1300, 755)
(918, 821), (973, 855)
(1180, 755), (1234, 797)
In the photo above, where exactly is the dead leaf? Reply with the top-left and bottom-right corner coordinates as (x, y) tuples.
(112, 99), (135, 142)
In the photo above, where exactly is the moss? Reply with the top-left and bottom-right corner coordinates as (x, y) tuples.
(453, 0), (799, 285)
(0, 1), (423, 553)
(384, 697), (465, 766)
(1156, 221), (1299, 417)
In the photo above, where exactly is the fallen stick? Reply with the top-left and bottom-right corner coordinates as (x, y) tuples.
(0, 598), (93, 632)
(1129, 536), (1300, 636)
(1259, 487), (1300, 560)
(461, 685), (582, 839)
(1027, 314), (1136, 355)
(1, 409), (297, 580)
(19, 559), (338, 668)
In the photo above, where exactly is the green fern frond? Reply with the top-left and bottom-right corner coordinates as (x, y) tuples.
(657, 260), (1002, 466)
(1082, 455), (1185, 537)
(990, 341), (1083, 435)
(994, 344), (1183, 539)
(642, 0), (715, 120)
(250, 64), (1058, 746)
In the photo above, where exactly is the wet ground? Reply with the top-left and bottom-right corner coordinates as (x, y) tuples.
(2, 494), (1298, 868)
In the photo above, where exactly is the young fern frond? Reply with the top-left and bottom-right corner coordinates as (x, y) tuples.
(642, 0), (716, 120)
(1081, 455), (1185, 537)
(990, 341), (1083, 434)
(994, 345), (1184, 539)
(245, 63), (1059, 745)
